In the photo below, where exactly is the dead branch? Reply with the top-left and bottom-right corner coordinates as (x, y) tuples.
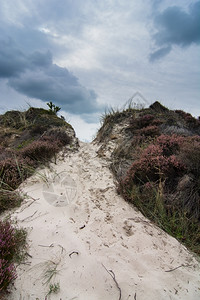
(19, 197), (39, 212)
(21, 210), (38, 222)
(69, 251), (79, 258)
(38, 243), (54, 248)
(165, 264), (192, 272)
(102, 264), (121, 300)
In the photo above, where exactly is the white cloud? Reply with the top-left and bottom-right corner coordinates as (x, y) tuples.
(60, 111), (100, 142)
(0, 0), (199, 141)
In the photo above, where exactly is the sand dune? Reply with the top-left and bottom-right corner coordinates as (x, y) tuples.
(7, 141), (200, 300)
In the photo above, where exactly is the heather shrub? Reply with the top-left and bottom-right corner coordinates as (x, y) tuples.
(118, 131), (200, 254)
(123, 143), (185, 186)
(42, 128), (71, 146)
(0, 157), (34, 190)
(0, 190), (23, 213)
(130, 114), (155, 129)
(30, 124), (48, 135)
(0, 259), (17, 291)
(136, 125), (160, 137)
(175, 110), (200, 128)
(156, 134), (184, 156)
(0, 147), (14, 161)
(0, 220), (26, 292)
(131, 135), (146, 147)
(179, 136), (200, 174)
(0, 221), (16, 261)
(20, 140), (59, 163)
(151, 119), (163, 126)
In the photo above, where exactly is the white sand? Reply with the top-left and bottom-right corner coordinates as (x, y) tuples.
(7, 141), (200, 300)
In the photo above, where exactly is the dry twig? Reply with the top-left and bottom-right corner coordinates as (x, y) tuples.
(102, 264), (121, 300)
(69, 251), (79, 258)
(165, 264), (192, 272)
(21, 210), (38, 221)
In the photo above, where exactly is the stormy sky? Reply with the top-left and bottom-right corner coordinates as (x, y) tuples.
(0, 0), (199, 141)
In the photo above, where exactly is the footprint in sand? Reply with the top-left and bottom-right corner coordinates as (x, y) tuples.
(42, 173), (77, 207)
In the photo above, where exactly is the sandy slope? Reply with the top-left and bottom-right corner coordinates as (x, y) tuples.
(7, 141), (200, 300)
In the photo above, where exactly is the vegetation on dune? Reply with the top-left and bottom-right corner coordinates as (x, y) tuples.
(0, 99), (200, 293)
(97, 101), (200, 255)
(0, 220), (27, 292)
(0, 103), (77, 293)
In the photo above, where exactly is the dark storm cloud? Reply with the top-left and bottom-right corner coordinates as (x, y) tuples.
(0, 38), (100, 115)
(0, 38), (53, 77)
(0, 38), (27, 77)
(150, 1), (200, 61)
(9, 67), (99, 114)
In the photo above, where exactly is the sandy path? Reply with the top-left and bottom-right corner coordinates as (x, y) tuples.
(7, 141), (200, 300)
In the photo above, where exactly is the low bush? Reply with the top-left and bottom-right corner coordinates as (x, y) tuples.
(0, 157), (34, 190)
(130, 114), (155, 129)
(179, 136), (200, 174)
(175, 110), (200, 128)
(0, 220), (27, 292)
(42, 129), (71, 146)
(0, 221), (16, 261)
(0, 147), (14, 162)
(156, 134), (184, 156)
(118, 133), (200, 254)
(136, 125), (160, 137)
(0, 190), (23, 214)
(0, 259), (17, 292)
(20, 140), (59, 163)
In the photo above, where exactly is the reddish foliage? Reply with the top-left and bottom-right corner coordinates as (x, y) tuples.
(0, 190), (22, 214)
(0, 221), (18, 291)
(136, 125), (160, 137)
(178, 136), (200, 174)
(0, 157), (34, 189)
(0, 221), (16, 261)
(0, 147), (14, 162)
(156, 134), (184, 156)
(0, 259), (17, 291)
(20, 140), (59, 162)
(175, 110), (200, 128)
(130, 114), (155, 129)
(42, 129), (71, 146)
(128, 144), (184, 184)
(137, 114), (155, 127)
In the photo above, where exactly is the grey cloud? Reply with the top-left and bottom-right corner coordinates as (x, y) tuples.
(9, 68), (99, 114)
(150, 1), (200, 61)
(0, 39), (53, 78)
(0, 39), (27, 77)
(29, 51), (52, 68)
(0, 36), (101, 115)
(149, 45), (172, 62)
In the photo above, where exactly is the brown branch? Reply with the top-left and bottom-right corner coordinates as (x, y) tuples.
(102, 264), (121, 300)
